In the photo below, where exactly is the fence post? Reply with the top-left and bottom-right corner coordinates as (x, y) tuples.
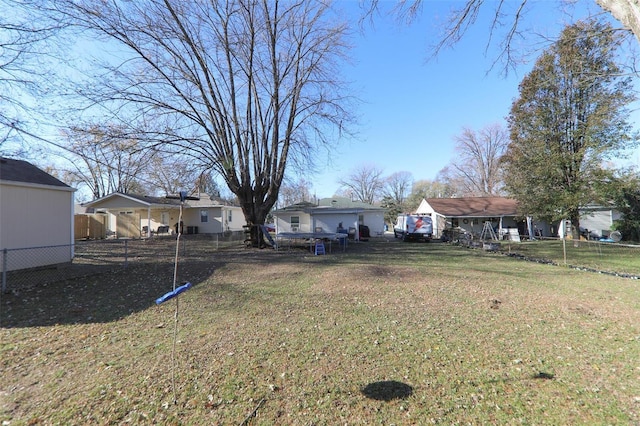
(2, 248), (7, 293)
(124, 239), (128, 268)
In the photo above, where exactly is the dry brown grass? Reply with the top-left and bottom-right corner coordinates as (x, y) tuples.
(2, 238), (640, 425)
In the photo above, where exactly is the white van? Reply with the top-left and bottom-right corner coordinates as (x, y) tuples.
(394, 214), (433, 242)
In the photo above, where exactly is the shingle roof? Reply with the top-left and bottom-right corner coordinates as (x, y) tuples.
(124, 193), (182, 206)
(425, 197), (518, 217)
(84, 192), (237, 208)
(0, 157), (70, 188)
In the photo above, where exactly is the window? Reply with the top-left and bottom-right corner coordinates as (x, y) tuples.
(227, 210), (233, 222)
(290, 216), (300, 230)
(200, 210), (208, 223)
(358, 214), (364, 225)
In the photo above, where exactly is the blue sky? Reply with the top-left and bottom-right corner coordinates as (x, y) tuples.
(307, 0), (628, 199)
(11, 0), (636, 202)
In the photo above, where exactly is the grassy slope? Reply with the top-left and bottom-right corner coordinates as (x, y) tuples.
(2, 240), (640, 425)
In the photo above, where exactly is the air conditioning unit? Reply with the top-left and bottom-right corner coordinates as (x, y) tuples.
(291, 226), (299, 232)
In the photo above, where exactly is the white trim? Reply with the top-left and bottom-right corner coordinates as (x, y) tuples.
(0, 179), (76, 192)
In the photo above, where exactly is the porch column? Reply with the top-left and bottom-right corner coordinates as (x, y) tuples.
(147, 206), (152, 237)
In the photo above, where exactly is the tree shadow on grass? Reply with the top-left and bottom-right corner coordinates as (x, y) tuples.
(361, 380), (414, 401)
(0, 258), (222, 328)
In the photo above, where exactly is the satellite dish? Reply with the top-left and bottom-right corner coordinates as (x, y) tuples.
(610, 231), (622, 242)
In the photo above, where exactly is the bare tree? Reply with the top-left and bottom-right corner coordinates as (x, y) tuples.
(61, 125), (151, 199)
(0, 0), (67, 156)
(441, 124), (508, 196)
(47, 0), (353, 245)
(383, 171), (413, 205)
(338, 164), (385, 204)
(277, 178), (314, 208)
(144, 154), (201, 197)
(405, 178), (456, 211)
(363, 1), (638, 74)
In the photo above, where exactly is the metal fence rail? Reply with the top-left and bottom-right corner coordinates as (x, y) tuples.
(1, 232), (244, 293)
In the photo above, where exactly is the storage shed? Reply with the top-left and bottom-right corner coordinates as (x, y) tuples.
(0, 157), (76, 271)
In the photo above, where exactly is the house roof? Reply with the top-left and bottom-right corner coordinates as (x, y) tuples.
(0, 157), (71, 188)
(424, 197), (518, 217)
(317, 197), (383, 210)
(84, 191), (237, 209)
(275, 197), (384, 213)
(120, 193), (183, 206)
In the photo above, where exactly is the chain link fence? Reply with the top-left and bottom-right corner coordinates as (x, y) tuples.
(459, 235), (640, 278)
(1, 232), (245, 293)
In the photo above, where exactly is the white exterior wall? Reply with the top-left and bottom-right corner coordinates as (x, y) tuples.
(311, 213), (358, 234)
(276, 209), (384, 236)
(362, 211), (385, 235)
(171, 206), (245, 234)
(181, 208), (212, 234)
(223, 206), (246, 232)
(580, 209), (618, 237)
(0, 182), (75, 271)
(275, 211), (312, 233)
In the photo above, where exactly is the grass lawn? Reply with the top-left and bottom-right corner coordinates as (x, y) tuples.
(500, 239), (640, 277)
(2, 238), (640, 425)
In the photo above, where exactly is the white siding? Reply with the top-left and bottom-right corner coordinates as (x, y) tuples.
(580, 209), (616, 237)
(0, 182), (75, 270)
(311, 213), (357, 234)
(224, 206), (246, 232)
(362, 211), (385, 235)
(275, 212), (312, 233)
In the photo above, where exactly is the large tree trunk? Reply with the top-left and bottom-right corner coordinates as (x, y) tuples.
(239, 190), (274, 248)
(569, 211), (582, 247)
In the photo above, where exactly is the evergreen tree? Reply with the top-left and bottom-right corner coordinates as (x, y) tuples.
(503, 19), (637, 240)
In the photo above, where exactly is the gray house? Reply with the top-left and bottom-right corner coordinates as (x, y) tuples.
(418, 196), (620, 241)
(273, 197), (385, 240)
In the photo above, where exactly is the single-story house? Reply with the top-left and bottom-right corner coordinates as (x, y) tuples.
(0, 157), (76, 271)
(418, 196), (621, 241)
(82, 192), (246, 238)
(272, 197), (385, 240)
(416, 197), (528, 239)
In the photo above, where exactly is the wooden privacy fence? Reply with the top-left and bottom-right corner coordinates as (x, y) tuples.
(74, 214), (107, 240)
